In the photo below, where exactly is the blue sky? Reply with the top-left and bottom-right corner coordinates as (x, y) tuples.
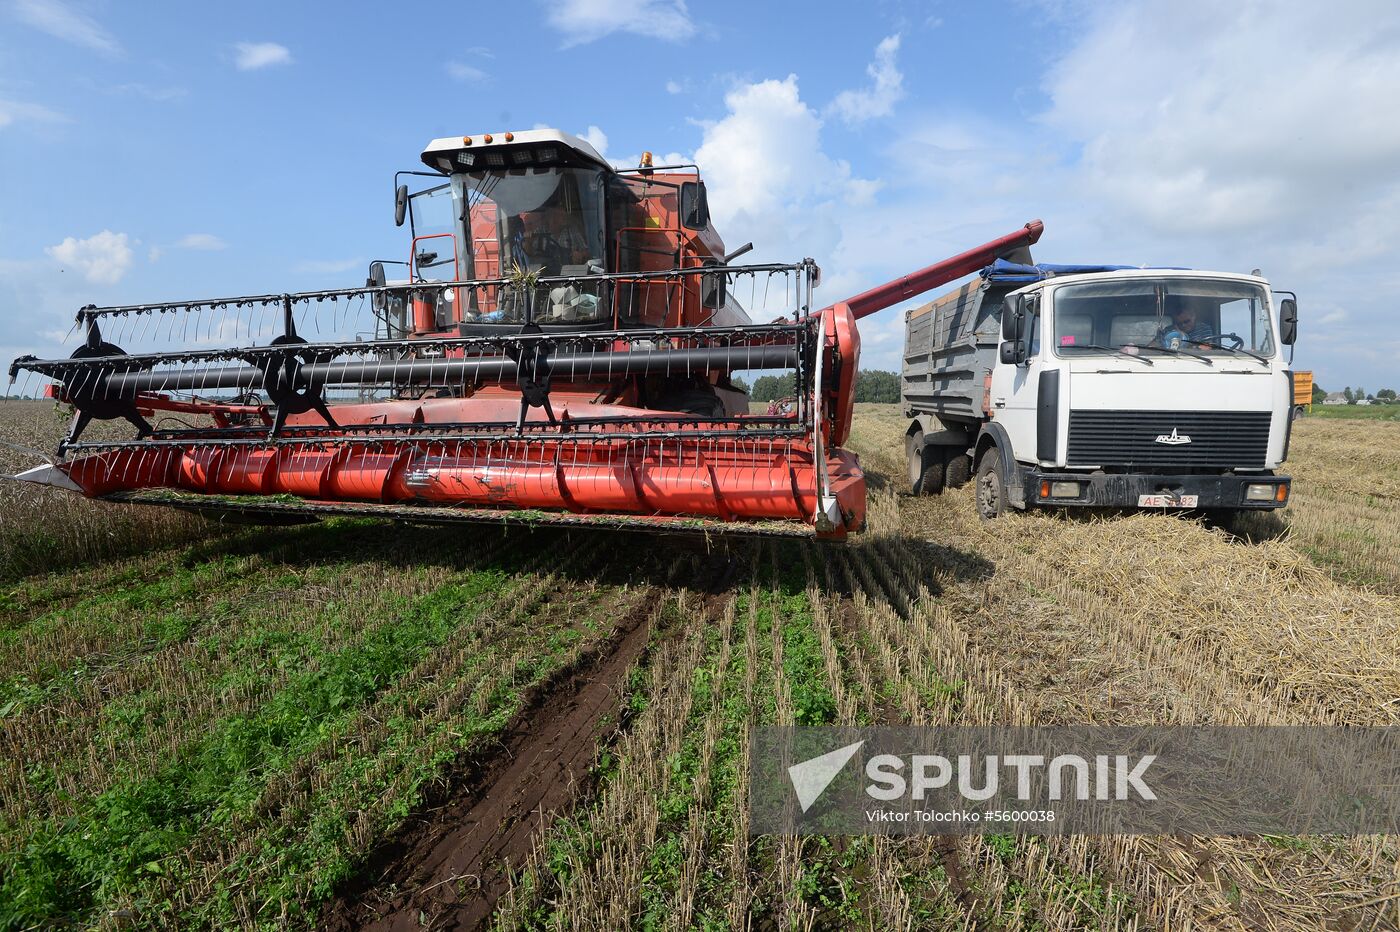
(3, 0), (1398, 393)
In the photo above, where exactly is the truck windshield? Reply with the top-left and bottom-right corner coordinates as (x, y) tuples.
(1052, 278), (1275, 358)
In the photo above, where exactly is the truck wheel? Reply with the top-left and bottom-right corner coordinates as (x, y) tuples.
(944, 453), (973, 489)
(1292, 405), (1306, 420)
(906, 430), (945, 495)
(974, 451), (1007, 521)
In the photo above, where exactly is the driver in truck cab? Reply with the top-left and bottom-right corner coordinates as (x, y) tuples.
(1158, 296), (1215, 349)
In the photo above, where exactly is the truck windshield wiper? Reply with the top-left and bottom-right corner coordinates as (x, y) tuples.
(1135, 344), (1213, 365)
(1059, 344), (1154, 365)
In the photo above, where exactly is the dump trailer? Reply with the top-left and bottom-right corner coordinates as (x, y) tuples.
(901, 259), (1300, 520)
(1291, 370), (1314, 418)
(7, 128), (1044, 540)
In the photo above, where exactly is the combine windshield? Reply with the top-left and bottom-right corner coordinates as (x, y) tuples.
(1052, 278), (1276, 359)
(461, 167), (608, 325)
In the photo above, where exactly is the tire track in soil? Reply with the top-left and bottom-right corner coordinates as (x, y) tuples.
(320, 586), (671, 932)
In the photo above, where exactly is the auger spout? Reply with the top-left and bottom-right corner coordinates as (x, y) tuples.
(839, 220), (1044, 320)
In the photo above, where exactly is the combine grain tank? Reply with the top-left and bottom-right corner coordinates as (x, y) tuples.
(9, 128), (1042, 539)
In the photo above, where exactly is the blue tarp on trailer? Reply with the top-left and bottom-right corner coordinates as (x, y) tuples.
(978, 259), (1150, 283)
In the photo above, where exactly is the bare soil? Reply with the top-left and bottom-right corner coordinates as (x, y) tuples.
(321, 595), (657, 932)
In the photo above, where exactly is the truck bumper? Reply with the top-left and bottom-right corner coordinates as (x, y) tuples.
(1020, 469), (1291, 510)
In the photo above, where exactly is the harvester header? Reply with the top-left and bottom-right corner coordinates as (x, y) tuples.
(8, 127), (1041, 540)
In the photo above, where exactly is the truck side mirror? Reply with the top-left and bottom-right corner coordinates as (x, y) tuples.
(1001, 295), (1024, 341)
(680, 182), (710, 230)
(1279, 298), (1297, 345)
(999, 340), (1027, 365)
(394, 184), (409, 227)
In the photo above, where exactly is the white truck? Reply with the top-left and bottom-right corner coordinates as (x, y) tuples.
(901, 260), (1299, 521)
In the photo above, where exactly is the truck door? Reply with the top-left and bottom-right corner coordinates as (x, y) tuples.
(989, 291), (1044, 465)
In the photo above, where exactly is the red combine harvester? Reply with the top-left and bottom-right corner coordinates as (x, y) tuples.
(8, 130), (1042, 540)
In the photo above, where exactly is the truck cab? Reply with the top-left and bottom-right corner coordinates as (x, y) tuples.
(901, 263), (1299, 521)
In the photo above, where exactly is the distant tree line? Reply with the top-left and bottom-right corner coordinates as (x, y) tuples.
(1314, 384), (1398, 405)
(1341, 386), (1397, 404)
(747, 370), (901, 404)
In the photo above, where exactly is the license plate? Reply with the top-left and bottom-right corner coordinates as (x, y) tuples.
(1138, 493), (1198, 508)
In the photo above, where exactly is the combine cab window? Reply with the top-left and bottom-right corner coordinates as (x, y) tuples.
(461, 167), (608, 325)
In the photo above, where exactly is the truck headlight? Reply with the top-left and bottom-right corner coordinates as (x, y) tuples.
(1245, 483), (1278, 501)
(1049, 481), (1082, 498)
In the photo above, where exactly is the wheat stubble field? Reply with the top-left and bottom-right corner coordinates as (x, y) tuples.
(1, 398), (1398, 931)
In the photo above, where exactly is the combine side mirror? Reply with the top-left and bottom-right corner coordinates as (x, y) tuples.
(999, 340), (1027, 366)
(394, 184), (409, 227)
(1279, 297), (1298, 345)
(1001, 295), (1024, 341)
(367, 261), (387, 311)
(680, 181), (710, 230)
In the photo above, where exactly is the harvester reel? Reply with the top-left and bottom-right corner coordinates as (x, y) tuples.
(507, 325), (556, 429)
(62, 335), (154, 449)
(252, 334), (339, 436)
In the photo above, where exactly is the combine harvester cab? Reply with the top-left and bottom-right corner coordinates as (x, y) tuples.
(9, 129), (1042, 540)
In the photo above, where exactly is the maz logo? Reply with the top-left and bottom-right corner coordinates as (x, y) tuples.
(1154, 428), (1192, 445)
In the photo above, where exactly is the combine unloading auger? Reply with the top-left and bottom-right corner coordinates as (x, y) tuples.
(8, 129), (1042, 540)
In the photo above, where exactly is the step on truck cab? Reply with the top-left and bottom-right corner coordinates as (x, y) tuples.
(900, 260), (1300, 521)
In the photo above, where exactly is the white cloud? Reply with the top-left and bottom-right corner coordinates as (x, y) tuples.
(1028, 0), (1400, 390)
(828, 34), (904, 125)
(0, 98), (70, 130)
(545, 0), (695, 47)
(10, 0), (120, 54)
(665, 79), (685, 95)
(176, 233), (227, 251)
(1042, 1), (1400, 237)
(446, 61), (487, 82)
(233, 42), (292, 71)
(580, 125), (609, 157)
(45, 230), (133, 285)
(147, 246), (163, 263)
(693, 75), (871, 262)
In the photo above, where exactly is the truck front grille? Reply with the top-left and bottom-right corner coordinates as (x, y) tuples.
(1066, 410), (1271, 468)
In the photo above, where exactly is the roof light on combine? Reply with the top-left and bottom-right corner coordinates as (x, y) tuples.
(462, 136), (473, 145)
(483, 133), (493, 143)
(483, 151), (506, 167)
(504, 131), (515, 141)
(455, 152), (475, 167)
(640, 151), (654, 169)
(511, 149), (533, 165)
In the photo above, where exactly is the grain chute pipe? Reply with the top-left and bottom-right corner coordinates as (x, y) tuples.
(839, 220), (1044, 320)
(98, 344), (801, 394)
